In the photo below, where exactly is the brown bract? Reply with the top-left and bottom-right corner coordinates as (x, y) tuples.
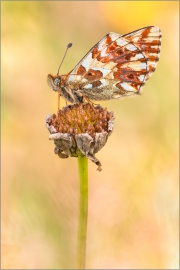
(45, 103), (114, 171)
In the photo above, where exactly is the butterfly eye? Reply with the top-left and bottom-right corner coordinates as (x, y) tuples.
(54, 77), (60, 86)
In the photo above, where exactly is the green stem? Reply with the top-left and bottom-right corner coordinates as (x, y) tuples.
(77, 155), (88, 269)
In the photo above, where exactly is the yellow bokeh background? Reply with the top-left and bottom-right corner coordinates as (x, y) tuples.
(2, 1), (179, 269)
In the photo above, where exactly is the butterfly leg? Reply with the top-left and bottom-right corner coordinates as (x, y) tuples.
(58, 93), (61, 114)
(85, 97), (99, 106)
(81, 95), (97, 112)
(83, 95), (99, 106)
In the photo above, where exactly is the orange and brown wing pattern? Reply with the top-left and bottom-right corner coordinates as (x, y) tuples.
(122, 26), (162, 80)
(66, 26), (162, 101)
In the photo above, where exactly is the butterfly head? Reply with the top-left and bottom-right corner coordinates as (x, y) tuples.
(47, 74), (61, 92)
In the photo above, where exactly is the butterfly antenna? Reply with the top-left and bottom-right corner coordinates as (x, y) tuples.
(57, 43), (73, 75)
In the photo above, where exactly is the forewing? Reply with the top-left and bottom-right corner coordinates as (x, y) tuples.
(66, 32), (121, 85)
(67, 26), (162, 101)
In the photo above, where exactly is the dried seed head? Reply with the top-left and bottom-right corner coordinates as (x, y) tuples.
(50, 103), (113, 138)
(45, 103), (115, 171)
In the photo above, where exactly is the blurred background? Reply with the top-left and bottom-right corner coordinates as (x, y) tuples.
(2, 1), (179, 269)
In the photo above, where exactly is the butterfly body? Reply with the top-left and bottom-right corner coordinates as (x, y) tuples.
(47, 26), (162, 103)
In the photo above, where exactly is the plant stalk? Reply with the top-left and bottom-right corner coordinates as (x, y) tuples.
(77, 155), (88, 269)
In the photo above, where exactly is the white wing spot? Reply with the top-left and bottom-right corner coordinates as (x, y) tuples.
(81, 53), (93, 70)
(140, 62), (147, 70)
(126, 44), (137, 51)
(136, 53), (144, 59)
(138, 74), (145, 82)
(116, 38), (128, 47)
(67, 74), (76, 82)
(121, 82), (135, 92)
(84, 84), (92, 89)
(100, 49), (109, 57)
(98, 79), (109, 87)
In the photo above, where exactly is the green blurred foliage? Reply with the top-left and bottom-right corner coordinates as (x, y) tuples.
(2, 1), (179, 269)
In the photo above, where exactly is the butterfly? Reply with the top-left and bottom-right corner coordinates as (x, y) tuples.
(47, 26), (162, 104)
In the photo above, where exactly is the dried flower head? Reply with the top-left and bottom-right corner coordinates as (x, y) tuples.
(45, 103), (114, 171)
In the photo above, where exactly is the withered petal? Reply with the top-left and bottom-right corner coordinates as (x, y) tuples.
(46, 114), (57, 134)
(75, 133), (93, 156)
(94, 132), (108, 154)
(49, 133), (73, 151)
(108, 113), (115, 135)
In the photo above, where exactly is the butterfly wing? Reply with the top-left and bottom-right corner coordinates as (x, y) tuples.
(66, 26), (162, 101)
